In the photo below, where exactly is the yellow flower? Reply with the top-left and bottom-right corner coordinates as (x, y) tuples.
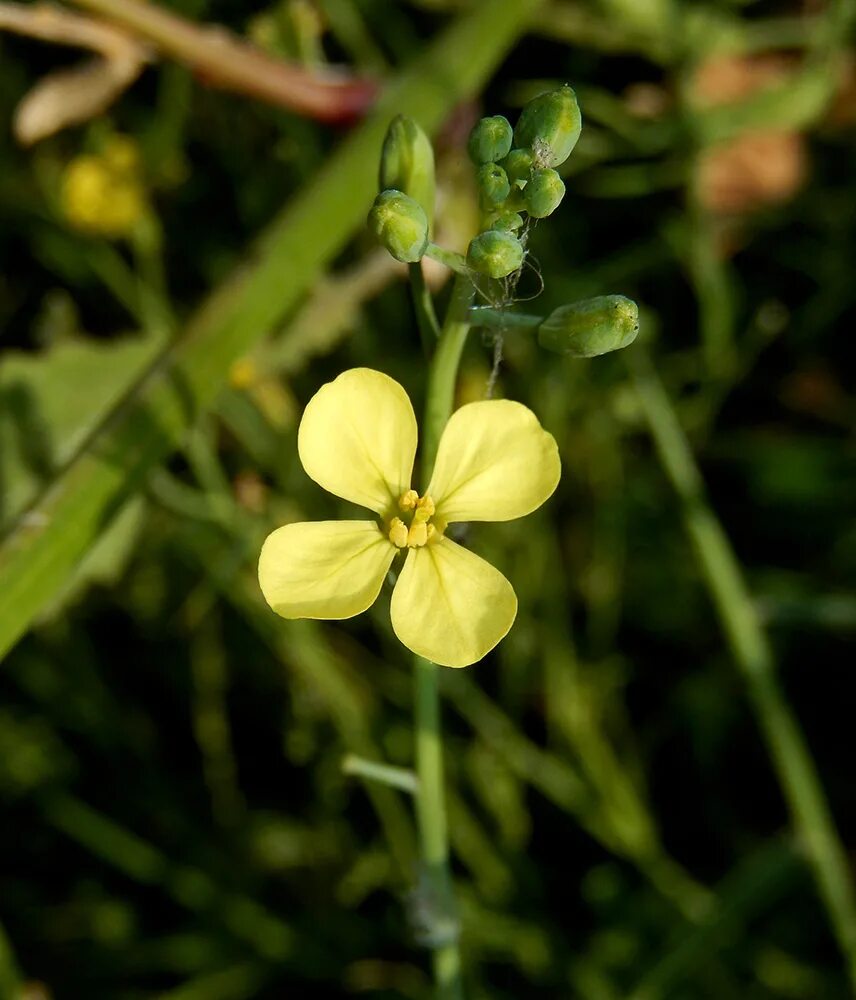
(258, 368), (560, 667)
(60, 136), (146, 239)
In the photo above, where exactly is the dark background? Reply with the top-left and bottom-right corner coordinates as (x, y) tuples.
(1, 0), (855, 997)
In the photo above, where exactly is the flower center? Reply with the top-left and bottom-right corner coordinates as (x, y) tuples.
(388, 491), (438, 549)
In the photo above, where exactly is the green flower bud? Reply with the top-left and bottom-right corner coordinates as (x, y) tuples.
(477, 163), (511, 206)
(514, 84), (582, 168)
(368, 189), (429, 263)
(524, 168), (565, 218)
(489, 211), (524, 232)
(379, 115), (435, 229)
(493, 187), (526, 215)
(468, 115), (513, 164)
(500, 148), (534, 187)
(537, 295), (639, 357)
(467, 230), (524, 278)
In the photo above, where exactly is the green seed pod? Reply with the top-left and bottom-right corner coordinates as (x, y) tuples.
(467, 230), (524, 278)
(379, 115), (435, 230)
(489, 211), (524, 233)
(468, 115), (513, 164)
(514, 84), (582, 168)
(368, 189), (429, 263)
(524, 168), (565, 218)
(477, 163), (511, 206)
(501, 147), (534, 187)
(537, 295), (639, 357)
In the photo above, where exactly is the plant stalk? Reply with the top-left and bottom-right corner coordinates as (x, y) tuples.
(411, 272), (475, 999)
(410, 262), (440, 351)
(422, 274), (475, 478)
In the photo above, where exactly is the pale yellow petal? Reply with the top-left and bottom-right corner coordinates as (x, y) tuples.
(298, 368), (417, 513)
(427, 399), (560, 523)
(258, 520), (395, 620)
(390, 538), (517, 667)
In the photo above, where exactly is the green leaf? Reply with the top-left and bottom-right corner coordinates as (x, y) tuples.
(0, 335), (160, 528)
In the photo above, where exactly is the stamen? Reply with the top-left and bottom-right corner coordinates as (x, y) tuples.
(407, 521), (429, 547)
(413, 495), (434, 524)
(390, 492), (438, 548)
(388, 517), (408, 548)
(399, 489), (419, 511)
(412, 494), (435, 524)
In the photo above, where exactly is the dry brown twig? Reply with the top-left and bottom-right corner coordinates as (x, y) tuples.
(0, 1), (149, 144)
(0, 0), (378, 146)
(65, 0), (378, 122)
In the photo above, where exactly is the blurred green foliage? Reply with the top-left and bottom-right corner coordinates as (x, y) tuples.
(1, 0), (856, 997)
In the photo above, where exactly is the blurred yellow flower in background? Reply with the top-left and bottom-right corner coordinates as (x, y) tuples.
(258, 368), (560, 667)
(60, 134), (146, 238)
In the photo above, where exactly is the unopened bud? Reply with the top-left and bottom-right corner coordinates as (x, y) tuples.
(514, 84), (582, 168)
(495, 187), (526, 215)
(468, 116), (513, 164)
(379, 115), (435, 229)
(489, 211), (524, 232)
(524, 168), (565, 218)
(467, 230), (524, 278)
(477, 163), (511, 206)
(368, 189), (429, 263)
(537, 295), (639, 357)
(501, 148), (534, 187)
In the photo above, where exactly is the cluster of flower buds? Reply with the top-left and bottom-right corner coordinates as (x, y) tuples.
(366, 89), (638, 360)
(466, 85), (581, 278)
(367, 86), (581, 280)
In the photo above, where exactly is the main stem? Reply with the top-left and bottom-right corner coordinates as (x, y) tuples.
(412, 273), (474, 1000)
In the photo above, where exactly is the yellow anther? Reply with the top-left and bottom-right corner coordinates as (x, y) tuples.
(412, 494), (435, 524)
(407, 521), (428, 547)
(425, 523), (436, 542)
(388, 517), (408, 548)
(399, 489), (419, 511)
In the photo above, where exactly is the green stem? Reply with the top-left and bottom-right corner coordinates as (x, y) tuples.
(343, 754), (418, 795)
(409, 262), (440, 351)
(468, 306), (542, 333)
(412, 272), (475, 1000)
(131, 211), (176, 338)
(414, 655), (462, 999)
(629, 348), (856, 990)
(425, 243), (470, 277)
(422, 274), (475, 480)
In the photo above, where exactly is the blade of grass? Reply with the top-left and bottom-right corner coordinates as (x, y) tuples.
(629, 347), (856, 990)
(0, 0), (546, 661)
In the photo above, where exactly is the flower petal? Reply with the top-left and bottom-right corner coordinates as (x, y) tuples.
(259, 520), (395, 620)
(390, 538), (517, 667)
(427, 399), (560, 523)
(298, 368), (417, 513)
